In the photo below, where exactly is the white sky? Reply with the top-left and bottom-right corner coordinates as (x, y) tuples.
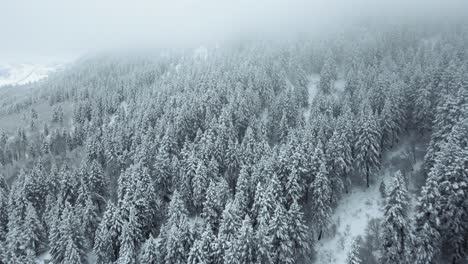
(1, 0), (466, 63)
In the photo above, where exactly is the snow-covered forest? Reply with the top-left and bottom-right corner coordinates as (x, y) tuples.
(0, 19), (468, 264)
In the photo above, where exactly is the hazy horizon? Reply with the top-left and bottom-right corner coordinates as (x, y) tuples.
(2, 0), (467, 63)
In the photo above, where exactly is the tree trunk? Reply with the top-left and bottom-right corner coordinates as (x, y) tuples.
(366, 163), (370, 188)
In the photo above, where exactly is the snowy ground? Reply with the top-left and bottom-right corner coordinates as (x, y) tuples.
(314, 173), (387, 264)
(314, 136), (424, 264)
(0, 63), (62, 87)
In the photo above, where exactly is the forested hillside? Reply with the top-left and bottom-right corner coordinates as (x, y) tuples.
(0, 21), (467, 264)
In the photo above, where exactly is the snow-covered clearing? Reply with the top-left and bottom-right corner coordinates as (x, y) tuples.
(314, 135), (425, 264)
(314, 172), (387, 264)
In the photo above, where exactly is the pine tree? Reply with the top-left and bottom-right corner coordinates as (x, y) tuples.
(79, 192), (100, 249)
(154, 139), (173, 198)
(380, 98), (398, 150)
(6, 178), (32, 262)
(254, 182), (274, 263)
(139, 235), (160, 264)
(50, 202), (87, 264)
(224, 215), (255, 264)
(319, 52), (337, 94)
(269, 202), (294, 264)
(116, 217), (138, 264)
(424, 89), (466, 174)
(310, 162), (331, 240)
(0, 173), (8, 246)
(192, 160), (209, 212)
(84, 159), (109, 213)
(347, 237), (362, 264)
(202, 178), (230, 230)
(93, 203), (122, 263)
(381, 171), (410, 264)
(285, 166), (302, 205)
(413, 170), (441, 263)
(413, 83), (434, 134)
(218, 199), (243, 257)
(287, 199), (310, 262)
(23, 202), (46, 254)
(234, 165), (251, 216)
(160, 191), (193, 264)
(188, 225), (215, 264)
(355, 100), (381, 187)
(433, 121), (468, 262)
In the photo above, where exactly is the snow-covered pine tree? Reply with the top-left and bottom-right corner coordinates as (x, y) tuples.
(310, 162), (332, 241)
(224, 215), (255, 264)
(84, 159), (109, 213)
(93, 203), (121, 263)
(355, 99), (381, 187)
(319, 51), (337, 94)
(50, 202), (87, 264)
(413, 83), (434, 134)
(218, 199), (243, 257)
(116, 212), (138, 264)
(160, 191), (193, 264)
(287, 199), (310, 262)
(23, 202), (46, 254)
(139, 235), (160, 264)
(202, 178), (230, 231)
(424, 88), (466, 174)
(381, 170), (410, 264)
(192, 159), (209, 212)
(0, 173), (8, 253)
(347, 237), (362, 264)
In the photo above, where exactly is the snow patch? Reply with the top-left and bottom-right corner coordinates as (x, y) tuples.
(36, 252), (51, 264)
(335, 79), (346, 92)
(303, 73), (320, 120)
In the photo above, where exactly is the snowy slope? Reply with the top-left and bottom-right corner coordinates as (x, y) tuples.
(0, 63), (61, 87)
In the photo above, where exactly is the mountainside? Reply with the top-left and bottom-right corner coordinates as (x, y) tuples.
(0, 21), (467, 264)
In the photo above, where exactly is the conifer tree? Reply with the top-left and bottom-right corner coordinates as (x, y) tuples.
(319, 52), (337, 94)
(287, 199), (310, 262)
(347, 237), (362, 264)
(23, 202), (46, 253)
(93, 203), (121, 263)
(0, 173), (8, 250)
(224, 215), (255, 264)
(355, 100), (381, 187)
(310, 162), (332, 240)
(139, 235), (160, 264)
(188, 225), (215, 264)
(50, 202), (87, 264)
(381, 171), (410, 264)
(202, 178), (230, 230)
(192, 160), (209, 212)
(116, 217), (138, 264)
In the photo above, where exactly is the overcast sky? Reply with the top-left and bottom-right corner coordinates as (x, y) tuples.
(1, 0), (467, 63)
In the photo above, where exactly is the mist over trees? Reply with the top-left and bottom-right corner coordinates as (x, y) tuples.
(0, 18), (468, 264)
